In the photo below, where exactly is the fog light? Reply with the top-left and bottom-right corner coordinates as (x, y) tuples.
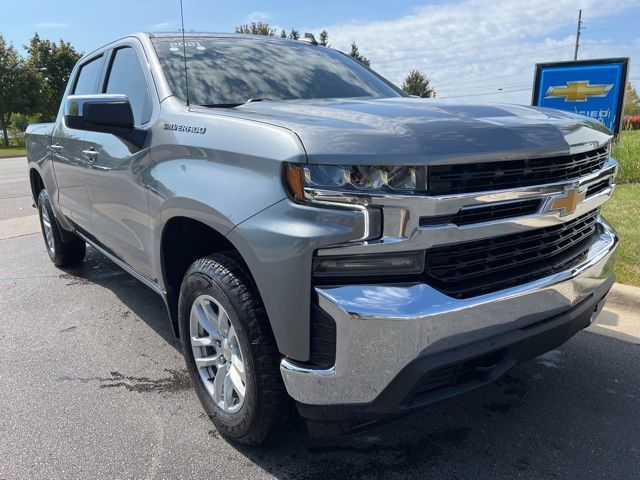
(313, 251), (425, 278)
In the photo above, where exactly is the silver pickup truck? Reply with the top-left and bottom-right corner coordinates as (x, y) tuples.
(26, 32), (619, 444)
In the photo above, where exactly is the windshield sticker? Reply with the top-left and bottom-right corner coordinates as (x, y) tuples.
(168, 41), (206, 53)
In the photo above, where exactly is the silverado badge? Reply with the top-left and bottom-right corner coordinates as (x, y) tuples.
(163, 123), (206, 134)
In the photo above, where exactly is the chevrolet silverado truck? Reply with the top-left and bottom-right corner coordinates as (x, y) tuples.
(26, 32), (619, 444)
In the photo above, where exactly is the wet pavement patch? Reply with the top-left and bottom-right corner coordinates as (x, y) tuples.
(55, 368), (192, 394)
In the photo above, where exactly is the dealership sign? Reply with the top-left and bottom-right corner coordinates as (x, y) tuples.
(532, 58), (629, 136)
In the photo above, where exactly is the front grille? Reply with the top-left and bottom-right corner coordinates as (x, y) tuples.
(586, 178), (612, 197)
(420, 199), (541, 227)
(428, 146), (609, 195)
(424, 209), (600, 298)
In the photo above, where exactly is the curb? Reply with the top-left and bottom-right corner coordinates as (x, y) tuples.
(0, 155), (26, 159)
(607, 283), (640, 312)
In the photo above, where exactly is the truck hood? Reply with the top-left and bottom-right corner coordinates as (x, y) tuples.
(226, 97), (612, 165)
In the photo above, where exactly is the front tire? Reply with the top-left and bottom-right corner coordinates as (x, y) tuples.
(178, 253), (287, 445)
(37, 190), (86, 267)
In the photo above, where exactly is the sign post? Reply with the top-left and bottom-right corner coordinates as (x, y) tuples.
(532, 58), (629, 136)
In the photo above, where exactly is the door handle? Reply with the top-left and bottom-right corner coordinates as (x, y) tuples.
(82, 148), (99, 162)
(49, 144), (63, 152)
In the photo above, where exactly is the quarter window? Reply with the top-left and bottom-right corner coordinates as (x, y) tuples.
(105, 47), (152, 125)
(73, 55), (104, 95)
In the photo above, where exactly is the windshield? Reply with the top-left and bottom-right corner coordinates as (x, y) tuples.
(151, 36), (404, 106)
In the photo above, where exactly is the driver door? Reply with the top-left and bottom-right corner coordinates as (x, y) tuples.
(82, 44), (156, 278)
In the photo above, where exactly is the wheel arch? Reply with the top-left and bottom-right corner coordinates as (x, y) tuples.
(29, 167), (45, 202)
(158, 214), (270, 344)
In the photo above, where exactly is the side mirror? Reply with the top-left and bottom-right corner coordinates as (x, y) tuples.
(64, 94), (146, 149)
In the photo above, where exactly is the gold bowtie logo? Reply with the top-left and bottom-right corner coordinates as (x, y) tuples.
(549, 185), (587, 216)
(544, 81), (613, 102)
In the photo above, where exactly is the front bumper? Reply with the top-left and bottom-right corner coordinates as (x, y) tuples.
(280, 217), (618, 415)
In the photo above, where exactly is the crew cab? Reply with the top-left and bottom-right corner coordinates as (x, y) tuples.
(26, 32), (619, 444)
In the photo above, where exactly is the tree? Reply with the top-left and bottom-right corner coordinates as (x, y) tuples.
(0, 35), (40, 147)
(235, 22), (276, 36)
(25, 34), (82, 121)
(318, 30), (329, 46)
(624, 81), (640, 116)
(348, 42), (370, 67)
(288, 29), (300, 40)
(402, 69), (434, 98)
(280, 29), (287, 38)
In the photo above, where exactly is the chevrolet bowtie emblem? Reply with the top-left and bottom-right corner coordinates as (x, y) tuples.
(549, 185), (587, 217)
(544, 80), (613, 102)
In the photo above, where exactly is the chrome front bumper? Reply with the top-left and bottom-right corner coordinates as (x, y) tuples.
(280, 217), (618, 406)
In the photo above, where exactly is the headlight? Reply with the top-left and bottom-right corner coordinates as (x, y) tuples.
(285, 164), (427, 202)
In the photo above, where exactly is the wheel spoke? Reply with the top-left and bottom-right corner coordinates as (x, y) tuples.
(213, 362), (227, 403)
(228, 362), (246, 400)
(230, 347), (245, 381)
(223, 371), (235, 410)
(191, 302), (220, 340)
(218, 310), (230, 337)
(195, 353), (222, 369)
(191, 335), (213, 348)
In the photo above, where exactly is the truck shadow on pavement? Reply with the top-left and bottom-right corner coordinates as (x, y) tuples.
(63, 246), (640, 479)
(60, 246), (179, 350)
(232, 331), (640, 480)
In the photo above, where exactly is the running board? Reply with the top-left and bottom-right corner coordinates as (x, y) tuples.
(74, 230), (165, 297)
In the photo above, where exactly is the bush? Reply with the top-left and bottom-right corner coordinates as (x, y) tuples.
(623, 116), (640, 130)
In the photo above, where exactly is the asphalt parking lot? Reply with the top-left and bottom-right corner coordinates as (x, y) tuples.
(1, 156), (640, 479)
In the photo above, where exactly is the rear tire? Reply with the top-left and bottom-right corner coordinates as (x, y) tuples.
(37, 190), (86, 268)
(178, 253), (288, 445)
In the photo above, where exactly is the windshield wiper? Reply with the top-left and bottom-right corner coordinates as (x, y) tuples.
(197, 98), (272, 109)
(243, 97), (272, 104)
(197, 103), (243, 108)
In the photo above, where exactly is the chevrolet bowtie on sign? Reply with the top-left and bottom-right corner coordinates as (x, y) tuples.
(532, 58), (629, 136)
(544, 81), (613, 102)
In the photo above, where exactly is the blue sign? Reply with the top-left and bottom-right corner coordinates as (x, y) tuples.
(532, 58), (629, 136)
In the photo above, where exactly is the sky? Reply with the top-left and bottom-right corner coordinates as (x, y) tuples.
(2, 0), (639, 104)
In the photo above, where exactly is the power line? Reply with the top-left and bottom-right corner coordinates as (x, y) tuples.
(439, 87), (531, 99)
(437, 81), (532, 95)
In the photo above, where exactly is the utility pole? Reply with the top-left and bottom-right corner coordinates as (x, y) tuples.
(573, 9), (583, 61)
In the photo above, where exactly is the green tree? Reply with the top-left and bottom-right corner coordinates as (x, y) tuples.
(25, 34), (82, 121)
(348, 42), (370, 67)
(401, 69), (434, 98)
(0, 35), (40, 147)
(318, 30), (329, 46)
(235, 22), (276, 36)
(280, 29), (287, 38)
(624, 81), (640, 116)
(288, 29), (300, 40)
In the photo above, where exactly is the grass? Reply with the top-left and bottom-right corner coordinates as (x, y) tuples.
(0, 145), (27, 157)
(612, 130), (640, 183)
(602, 184), (640, 287)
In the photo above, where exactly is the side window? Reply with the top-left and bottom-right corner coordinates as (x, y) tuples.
(73, 55), (104, 95)
(105, 47), (152, 125)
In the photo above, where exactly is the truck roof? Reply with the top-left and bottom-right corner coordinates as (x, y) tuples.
(79, 31), (314, 60)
